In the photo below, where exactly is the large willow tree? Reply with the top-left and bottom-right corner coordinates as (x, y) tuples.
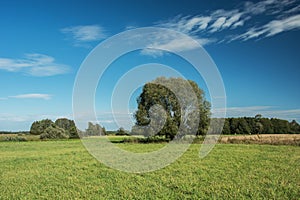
(133, 77), (210, 139)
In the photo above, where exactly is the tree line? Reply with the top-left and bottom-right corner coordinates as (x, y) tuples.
(210, 115), (300, 135)
(3, 77), (299, 139)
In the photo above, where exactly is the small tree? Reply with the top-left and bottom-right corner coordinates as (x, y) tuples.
(30, 119), (54, 135)
(85, 122), (105, 136)
(55, 118), (79, 139)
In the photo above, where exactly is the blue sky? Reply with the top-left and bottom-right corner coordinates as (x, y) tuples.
(0, 0), (299, 131)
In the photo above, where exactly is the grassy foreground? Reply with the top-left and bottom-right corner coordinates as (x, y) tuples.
(0, 140), (299, 199)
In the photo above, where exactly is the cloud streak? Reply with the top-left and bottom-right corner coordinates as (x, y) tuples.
(0, 54), (70, 76)
(10, 93), (52, 100)
(61, 25), (106, 46)
(213, 106), (300, 121)
(236, 14), (300, 40)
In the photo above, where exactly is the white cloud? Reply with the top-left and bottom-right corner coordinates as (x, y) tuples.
(236, 14), (300, 40)
(155, 0), (300, 45)
(284, 4), (300, 14)
(266, 14), (300, 36)
(244, 0), (296, 15)
(61, 25), (106, 45)
(159, 16), (212, 33)
(0, 54), (70, 76)
(232, 20), (244, 28)
(210, 17), (226, 32)
(10, 94), (52, 100)
(223, 13), (242, 28)
(140, 30), (213, 57)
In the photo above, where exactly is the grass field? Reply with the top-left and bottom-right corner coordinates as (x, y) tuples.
(0, 140), (299, 199)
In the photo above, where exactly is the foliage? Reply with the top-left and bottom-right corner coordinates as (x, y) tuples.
(0, 140), (299, 199)
(29, 118), (81, 139)
(40, 124), (69, 139)
(116, 127), (129, 136)
(217, 116), (300, 135)
(30, 119), (54, 135)
(123, 135), (169, 143)
(85, 122), (106, 136)
(1, 136), (27, 142)
(55, 118), (79, 139)
(134, 77), (210, 139)
(0, 131), (29, 135)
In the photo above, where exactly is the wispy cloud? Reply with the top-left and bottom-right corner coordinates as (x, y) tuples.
(0, 54), (70, 76)
(235, 14), (300, 40)
(61, 25), (106, 46)
(152, 0), (300, 51)
(140, 30), (213, 57)
(10, 93), (52, 100)
(213, 106), (300, 121)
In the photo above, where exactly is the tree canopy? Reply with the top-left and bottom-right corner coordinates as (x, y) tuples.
(134, 77), (211, 139)
(55, 118), (79, 139)
(40, 124), (69, 140)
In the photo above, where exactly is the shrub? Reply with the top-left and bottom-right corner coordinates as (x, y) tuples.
(55, 118), (79, 139)
(40, 124), (69, 140)
(30, 119), (54, 135)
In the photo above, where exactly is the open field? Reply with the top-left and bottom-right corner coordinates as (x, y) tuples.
(0, 140), (299, 199)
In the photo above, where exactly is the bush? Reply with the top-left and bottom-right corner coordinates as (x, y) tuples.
(123, 136), (169, 143)
(55, 118), (79, 139)
(116, 127), (129, 136)
(30, 119), (54, 135)
(3, 136), (27, 142)
(40, 124), (69, 140)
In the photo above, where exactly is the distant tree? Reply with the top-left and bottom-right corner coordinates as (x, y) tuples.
(40, 124), (69, 139)
(229, 118), (251, 134)
(85, 122), (105, 136)
(260, 118), (274, 134)
(116, 127), (129, 136)
(238, 118), (251, 134)
(30, 119), (54, 135)
(102, 126), (107, 135)
(255, 122), (263, 134)
(210, 116), (298, 135)
(55, 118), (79, 139)
(209, 118), (227, 135)
(221, 118), (231, 135)
(229, 118), (238, 134)
(244, 117), (256, 134)
(271, 118), (290, 134)
(289, 120), (300, 134)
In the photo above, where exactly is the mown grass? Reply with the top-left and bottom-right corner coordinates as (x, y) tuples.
(0, 140), (299, 199)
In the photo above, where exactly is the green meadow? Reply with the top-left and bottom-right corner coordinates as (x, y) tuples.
(0, 139), (299, 199)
